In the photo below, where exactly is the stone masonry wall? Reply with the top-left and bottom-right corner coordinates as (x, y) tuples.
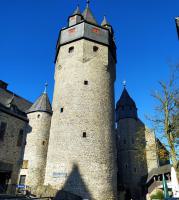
(20, 111), (51, 187)
(0, 111), (27, 193)
(44, 39), (117, 200)
(117, 118), (158, 199)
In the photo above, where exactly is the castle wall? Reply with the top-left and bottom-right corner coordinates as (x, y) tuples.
(20, 111), (51, 187)
(45, 39), (117, 200)
(0, 110), (27, 194)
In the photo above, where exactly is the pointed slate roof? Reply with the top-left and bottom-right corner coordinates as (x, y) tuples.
(27, 92), (52, 114)
(117, 87), (136, 108)
(82, 4), (97, 25)
(101, 16), (110, 26)
(73, 5), (81, 15)
(116, 87), (138, 121)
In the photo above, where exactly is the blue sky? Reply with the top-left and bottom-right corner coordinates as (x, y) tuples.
(0, 0), (179, 127)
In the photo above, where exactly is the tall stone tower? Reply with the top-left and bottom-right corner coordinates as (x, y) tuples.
(44, 3), (117, 200)
(20, 86), (52, 187)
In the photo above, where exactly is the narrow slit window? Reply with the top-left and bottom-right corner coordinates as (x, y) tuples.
(84, 80), (88, 85)
(83, 132), (86, 138)
(69, 46), (74, 53)
(0, 122), (7, 141)
(60, 108), (64, 113)
(17, 129), (24, 146)
(93, 46), (99, 52)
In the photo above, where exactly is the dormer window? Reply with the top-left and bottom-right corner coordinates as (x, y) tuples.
(93, 46), (99, 52)
(69, 46), (74, 53)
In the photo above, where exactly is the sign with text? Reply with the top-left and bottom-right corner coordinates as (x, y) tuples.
(52, 172), (67, 178)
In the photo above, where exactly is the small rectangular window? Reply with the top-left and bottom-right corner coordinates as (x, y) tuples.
(83, 132), (86, 138)
(22, 160), (28, 169)
(60, 108), (64, 113)
(69, 46), (74, 53)
(93, 46), (99, 52)
(0, 122), (7, 141)
(17, 129), (24, 146)
(84, 80), (88, 85)
(19, 175), (26, 185)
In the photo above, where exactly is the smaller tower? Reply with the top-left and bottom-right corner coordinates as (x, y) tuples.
(19, 85), (52, 188)
(101, 16), (114, 35)
(68, 5), (83, 27)
(116, 87), (158, 200)
(116, 86), (144, 200)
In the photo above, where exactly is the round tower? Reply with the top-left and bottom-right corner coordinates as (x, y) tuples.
(45, 3), (117, 200)
(19, 86), (52, 188)
(116, 87), (158, 200)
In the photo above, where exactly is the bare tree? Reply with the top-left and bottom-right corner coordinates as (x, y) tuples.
(151, 66), (179, 170)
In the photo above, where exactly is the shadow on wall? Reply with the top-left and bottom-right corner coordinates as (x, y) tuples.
(54, 164), (92, 200)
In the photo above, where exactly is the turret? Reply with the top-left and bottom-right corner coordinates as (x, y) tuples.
(68, 5), (83, 27)
(101, 16), (114, 35)
(19, 84), (52, 188)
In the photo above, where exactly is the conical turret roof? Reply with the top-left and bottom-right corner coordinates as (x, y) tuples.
(117, 87), (136, 107)
(101, 16), (110, 26)
(73, 5), (81, 15)
(116, 87), (138, 121)
(82, 3), (97, 25)
(27, 92), (52, 114)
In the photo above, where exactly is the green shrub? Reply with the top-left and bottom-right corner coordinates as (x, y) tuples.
(150, 190), (164, 200)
